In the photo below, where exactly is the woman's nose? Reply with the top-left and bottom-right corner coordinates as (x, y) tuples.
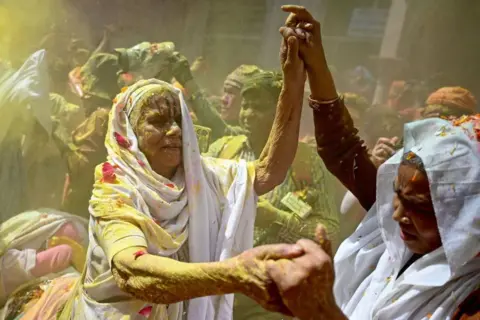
(392, 204), (412, 224)
(392, 204), (404, 222)
(166, 121), (181, 136)
(222, 94), (230, 107)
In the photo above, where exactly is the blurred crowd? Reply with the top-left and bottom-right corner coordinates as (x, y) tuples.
(0, 4), (478, 320)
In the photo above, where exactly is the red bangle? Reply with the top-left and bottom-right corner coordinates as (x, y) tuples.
(308, 95), (341, 112)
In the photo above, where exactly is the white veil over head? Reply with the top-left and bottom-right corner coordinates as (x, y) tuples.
(335, 117), (480, 319)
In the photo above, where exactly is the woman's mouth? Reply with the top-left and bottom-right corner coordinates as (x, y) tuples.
(399, 226), (417, 241)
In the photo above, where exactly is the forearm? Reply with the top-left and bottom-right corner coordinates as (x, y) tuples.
(307, 52), (338, 102)
(255, 85), (303, 195)
(313, 100), (377, 211)
(112, 247), (243, 304)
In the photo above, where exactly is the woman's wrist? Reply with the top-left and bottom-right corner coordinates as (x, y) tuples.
(205, 258), (250, 295)
(308, 70), (338, 102)
(281, 82), (305, 103)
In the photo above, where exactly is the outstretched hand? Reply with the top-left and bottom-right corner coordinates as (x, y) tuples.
(266, 225), (346, 320)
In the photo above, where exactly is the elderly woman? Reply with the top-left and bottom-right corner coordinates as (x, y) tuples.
(60, 33), (306, 319)
(264, 6), (480, 320)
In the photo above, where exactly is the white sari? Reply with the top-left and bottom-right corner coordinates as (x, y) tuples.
(334, 118), (480, 319)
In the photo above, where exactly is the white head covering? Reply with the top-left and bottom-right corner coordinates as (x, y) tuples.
(0, 49), (51, 144)
(71, 79), (257, 320)
(334, 117), (480, 319)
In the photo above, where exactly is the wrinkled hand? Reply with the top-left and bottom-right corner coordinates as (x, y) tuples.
(371, 137), (399, 168)
(280, 32), (306, 95)
(255, 199), (283, 229)
(233, 243), (304, 316)
(266, 225), (346, 320)
(279, 5), (324, 72)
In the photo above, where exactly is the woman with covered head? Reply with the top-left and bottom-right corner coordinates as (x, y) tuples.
(60, 31), (307, 320)
(422, 86), (477, 120)
(262, 6), (480, 320)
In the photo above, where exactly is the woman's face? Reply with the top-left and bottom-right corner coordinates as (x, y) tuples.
(134, 91), (183, 178)
(239, 90), (276, 141)
(392, 163), (442, 254)
(221, 84), (241, 122)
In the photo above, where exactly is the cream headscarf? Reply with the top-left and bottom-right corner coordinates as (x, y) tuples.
(72, 79), (257, 320)
(334, 117), (480, 319)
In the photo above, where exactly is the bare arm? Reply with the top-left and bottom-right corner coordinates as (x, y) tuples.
(254, 37), (306, 196)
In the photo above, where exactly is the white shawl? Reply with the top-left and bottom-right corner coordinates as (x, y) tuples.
(334, 118), (480, 319)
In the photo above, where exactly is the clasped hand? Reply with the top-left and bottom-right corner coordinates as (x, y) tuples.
(236, 224), (340, 320)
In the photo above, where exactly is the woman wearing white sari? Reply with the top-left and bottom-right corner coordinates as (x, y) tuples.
(261, 5), (480, 320)
(60, 33), (307, 320)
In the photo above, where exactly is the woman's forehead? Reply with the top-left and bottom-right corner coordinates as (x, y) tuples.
(140, 89), (180, 113)
(396, 164), (431, 194)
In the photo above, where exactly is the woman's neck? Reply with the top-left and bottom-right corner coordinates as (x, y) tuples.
(152, 164), (177, 180)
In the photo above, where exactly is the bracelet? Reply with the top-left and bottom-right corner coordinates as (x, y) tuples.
(308, 95), (342, 112)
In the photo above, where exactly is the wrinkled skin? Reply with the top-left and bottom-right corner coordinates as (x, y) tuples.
(133, 90), (183, 179)
(267, 225), (346, 320)
(393, 163), (442, 254)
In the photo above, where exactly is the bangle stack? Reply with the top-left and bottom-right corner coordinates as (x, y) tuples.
(308, 95), (342, 112)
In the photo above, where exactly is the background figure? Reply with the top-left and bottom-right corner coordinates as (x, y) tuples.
(0, 50), (51, 222)
(0, 209), (88, 319)
(221, 64), (262, 127)
(422, 86), (477, 119)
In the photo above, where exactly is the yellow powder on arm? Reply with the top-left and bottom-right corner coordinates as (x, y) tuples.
(111, 247), (249, 305)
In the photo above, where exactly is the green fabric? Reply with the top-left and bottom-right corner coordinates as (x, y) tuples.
(224, 64), (262, 90)
(422, 104), (471, 119)
(79, 53), (121, 101)
(49, 93), (85, 153)
(115, 42), (175, 79)
(241, 70), (283, 102)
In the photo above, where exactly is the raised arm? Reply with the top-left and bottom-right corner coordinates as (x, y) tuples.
(172, 54), (244, 140)
(280, 6), (377, 210)
(253, 36), (306, 196)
